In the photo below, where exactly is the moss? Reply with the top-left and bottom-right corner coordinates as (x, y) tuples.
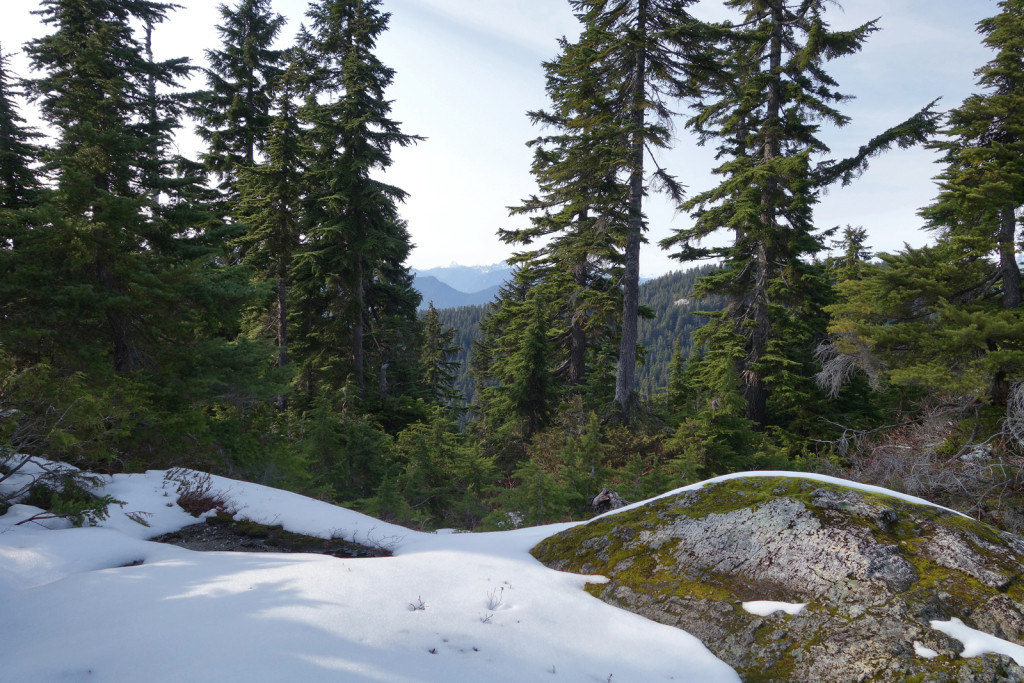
(533, 475), (1024, 681)
(202, 512), (388, 557)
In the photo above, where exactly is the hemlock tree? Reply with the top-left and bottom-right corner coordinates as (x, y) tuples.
(662, 0), (938, 430)
(825, 0), (1024, 407)
(565, 0), (712, 419)
(293, 0), (421, 403)
(235, 65), (304, 406)
(23, 0), (195, 375)
(193, 0), (286, 204)
(501, 26), (628, 395)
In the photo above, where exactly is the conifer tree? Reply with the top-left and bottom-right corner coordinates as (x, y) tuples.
(0, 47), (45, 361)
(502, 27), (628, 393)
(825, 1), (1024, 408)
(0, 49), (39, 213)
(420, 302), (462, 407)
(10, 0), (272, 471)
(235, 65), (304, 405)
(662, 0), (938, 430)
(558, 0), (712, 418)
(923, 0), (1024, 313)
(293, 0), (421, 403)
(193, 0), (286, 203)
(24, 0), (195, 375)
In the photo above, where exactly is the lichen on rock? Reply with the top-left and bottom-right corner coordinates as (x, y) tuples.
(531, 475), (1024, 682)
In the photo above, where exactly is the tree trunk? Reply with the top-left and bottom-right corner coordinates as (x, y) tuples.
(999, 204), (1021, 310)
(614, 0), (648, 420)
(98, 260), (143, 375)
(568, 261), (588, 386)
(353, 259), (365, 397)
(744, 0), (784, 430)
(275, 275), (289, 410)
(991, 204), (1020, 406)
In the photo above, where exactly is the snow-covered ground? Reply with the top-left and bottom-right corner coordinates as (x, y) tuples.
(1, 464), (1021, 681)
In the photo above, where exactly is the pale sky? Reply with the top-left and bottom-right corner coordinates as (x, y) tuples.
(1, 0), (998, 276)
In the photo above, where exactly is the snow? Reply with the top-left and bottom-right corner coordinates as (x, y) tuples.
(741, 601), (807, 617)
(913, 641), (939, 659)
(1, 465), (1018, 681)
(930, 618), (1024, 666)
(0, 467), (736, 682)
(594, 470), (973, 521)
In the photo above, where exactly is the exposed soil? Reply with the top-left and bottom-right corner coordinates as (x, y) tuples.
(151, 513), (390, 558)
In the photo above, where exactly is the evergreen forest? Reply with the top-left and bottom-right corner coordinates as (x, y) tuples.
(2, 0), (1023, 534)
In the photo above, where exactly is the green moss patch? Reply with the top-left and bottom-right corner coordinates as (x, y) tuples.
(154, 513), (389, 558)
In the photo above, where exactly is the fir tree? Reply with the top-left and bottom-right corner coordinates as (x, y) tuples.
(662, 0), (938, 430)
(923, 0), (1024, 313)
(0, 47), (45, 363)
(193, 0), (286, 202)
(420, 303), (462, 407)
(24, 0), (194, 375)
(824, 1), (1024, 408)
(293, 0), (422, 403)
(559, 0), (713, 418)
(0, 48), (39, 212)
(502, 26), (628, 394)
(235, 65), (304, 398)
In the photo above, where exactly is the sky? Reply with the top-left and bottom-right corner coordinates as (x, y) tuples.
(0, 0), (999, 276)
(3, 459), (1023, 680)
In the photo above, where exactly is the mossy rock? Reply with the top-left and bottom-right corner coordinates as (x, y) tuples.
(532, 475), (1024, 682)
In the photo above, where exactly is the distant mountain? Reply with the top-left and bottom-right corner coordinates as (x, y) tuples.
(412, 263), (513, 294)
(413, 275), (500, 311)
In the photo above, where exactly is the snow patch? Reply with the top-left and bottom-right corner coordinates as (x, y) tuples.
(913, 641), (939, 659)
(741, 601), (807, 617)
(1, 468), (739, 682)
(930, 617), (1024, 666)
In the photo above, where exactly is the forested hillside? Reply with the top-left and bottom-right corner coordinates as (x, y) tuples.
(434, 266), (724, 407)
(636, 266), (724, 394)
(2, 0), (1022, 537)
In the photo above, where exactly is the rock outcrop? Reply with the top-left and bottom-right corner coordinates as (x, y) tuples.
(531, 475), (1024, 681)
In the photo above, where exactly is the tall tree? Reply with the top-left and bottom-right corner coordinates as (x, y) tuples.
(24, 0), (195, 375)
(0, 48), (39, 213)
(235, 64), (304, 406)
(662, 0), (938, 429)
(193, 0), (286, 203)
(501, 27), (628, 393)
(826, 0), (1024, 407)
(563, 0), (710, 418)
(293, 0), (421, 402)
(923, 0), (1024, 313)
(0, 47), (44, 359)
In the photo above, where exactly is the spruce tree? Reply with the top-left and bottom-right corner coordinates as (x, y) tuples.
(292, 0), (421, 403)
(662, 0), (938, 431)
